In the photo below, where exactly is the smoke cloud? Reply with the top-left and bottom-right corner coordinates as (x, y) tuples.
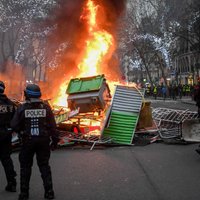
(0, 61), (25, 100)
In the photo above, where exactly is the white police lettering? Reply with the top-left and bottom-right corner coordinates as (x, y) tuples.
(0, 105), (8, 113)
(25, 109), (46, 118)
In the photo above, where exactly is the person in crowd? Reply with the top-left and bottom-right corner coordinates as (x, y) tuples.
(153, 85), (158, 100)
(171, 84), (177, 100)
(11, 83), (59, 200)
(146, 84), (151, 97)
(194, 79), (200, 154)
(178, 83), (183, 99)
(0, 81), (17, 192)
(161, 85), (167, 101)
(168, 84), (172, 98)
(194, 80), (200, 118)
(183, 84), (186, 96)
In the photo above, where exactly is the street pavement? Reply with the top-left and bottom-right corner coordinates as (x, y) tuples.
(1, 143), (200, 200)
(1, 98), (200, 200)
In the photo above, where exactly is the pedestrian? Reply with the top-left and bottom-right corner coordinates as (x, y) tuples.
(171, 84), (177, 100)
(194, 79), (200, 155)
(11, 83), (59, 200)
(153, 85), (157, 100)
(168, 84), (172, 98)
(178, 83), (183, 99)
(0, 81), (17, 192)
(194, 79), (200, 118)
(161, 85), (167, 101)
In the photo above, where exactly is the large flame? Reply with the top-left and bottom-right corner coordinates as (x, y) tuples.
(78, 0), (114, 77)
(52, 0), (115, 106)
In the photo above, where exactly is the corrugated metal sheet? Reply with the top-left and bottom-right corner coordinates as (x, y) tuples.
(102, 85), (144, 145)
(103, 111), (138, 144)
(111, 86), (144, 113)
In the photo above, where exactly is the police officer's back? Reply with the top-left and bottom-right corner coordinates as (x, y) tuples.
(0, 81), (17, 192)
(11, 83), (59, 200)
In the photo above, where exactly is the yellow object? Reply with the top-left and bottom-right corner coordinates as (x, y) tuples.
(137, 101), (153, 129)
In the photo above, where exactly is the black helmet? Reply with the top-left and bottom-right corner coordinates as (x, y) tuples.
(0, 81), (5, 94)
(24, 84), (41, 99)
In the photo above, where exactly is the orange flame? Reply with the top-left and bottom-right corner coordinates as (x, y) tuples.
(78, 0), (114, 77)
(52, 81), (69, 107)
(52, 0), (115, 106)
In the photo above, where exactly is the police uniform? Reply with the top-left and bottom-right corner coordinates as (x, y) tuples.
(11, 84), (59, 200)
(0, 91), (17, 192)
(0, 81), (17, 192)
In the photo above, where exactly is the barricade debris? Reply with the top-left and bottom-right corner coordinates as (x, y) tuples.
(11, 75), (200, 150)
(152, 108), (199, 143)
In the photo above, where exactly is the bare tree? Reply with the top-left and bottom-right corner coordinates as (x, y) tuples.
(0, 0), (56, 70)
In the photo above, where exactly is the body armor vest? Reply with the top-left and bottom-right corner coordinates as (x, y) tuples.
(0, 98), (14, 128)
(24, 102), (48, 137)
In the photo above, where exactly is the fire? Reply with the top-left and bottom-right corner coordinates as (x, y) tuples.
(52, 0), (115, 106)
(52, 81), (69, 107)
(78, 32), (113, 77)
(78, 0), (114, 77)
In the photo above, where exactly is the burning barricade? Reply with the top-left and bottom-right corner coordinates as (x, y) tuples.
(67, 74), (111, 113)
(54, 74), (151, 149)
(56, 74), (113, 149)
(54, 75), (200, 149)
(11, 75), (200, 150)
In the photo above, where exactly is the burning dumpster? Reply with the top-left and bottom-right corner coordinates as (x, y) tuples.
(66, 74), (111, 113)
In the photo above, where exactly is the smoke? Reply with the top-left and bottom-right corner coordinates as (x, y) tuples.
(0, 61), (25, 100)
(96, 0), (127, 31)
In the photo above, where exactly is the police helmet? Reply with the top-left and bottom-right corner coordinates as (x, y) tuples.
(0, 81), (5, 93)
(24, 84), (41, 98)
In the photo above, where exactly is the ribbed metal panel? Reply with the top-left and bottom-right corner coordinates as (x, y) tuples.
(103, 111), (138, 144)
(102, 85), (144, 145)
(111, 86), (144, 113)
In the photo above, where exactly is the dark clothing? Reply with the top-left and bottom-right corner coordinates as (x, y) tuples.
(19, 137), (52, 193)
(10, 98), (58, 196)
(194, 84), (200, 118)
(171, 85), (177, 100)
(0, 93), (16, 186)
(161, 86), (167, 100)
(0, 138), (16, 183)
(178, 84), (183, 99)
(0, 94), (16, 141)
(11, 99), (57, 140)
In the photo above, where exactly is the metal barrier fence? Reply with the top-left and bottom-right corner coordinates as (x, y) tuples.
(152, 107), (199, 140)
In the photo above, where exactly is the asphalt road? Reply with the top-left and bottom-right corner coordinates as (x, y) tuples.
(1, 143), (200, 200)
(1, 99), (200, 200)
(147, 97), (197, 111)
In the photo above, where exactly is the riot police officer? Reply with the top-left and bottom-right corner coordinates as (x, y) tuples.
(11, 83), (59, 200)
(0, 81), (17, 192)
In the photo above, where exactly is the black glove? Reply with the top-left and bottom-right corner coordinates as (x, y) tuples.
(50, 140), (58, 151)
